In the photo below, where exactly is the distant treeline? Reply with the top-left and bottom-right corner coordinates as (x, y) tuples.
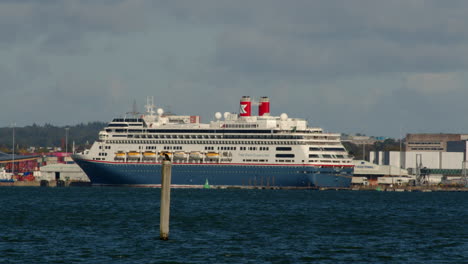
(0, 122), (107, 152)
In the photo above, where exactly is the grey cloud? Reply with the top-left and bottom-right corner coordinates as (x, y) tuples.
(0, 65), (17, 93)
(159, 0), (468, 79)
(158, 0), (468, 44)
(15, 76), (124, 125)
(16, 54), (51, 82)
(0, 54), (50, 94)
(1, 0), (468, 137)
(209, 1), (468, 82)
(0, 0), (152, 51)
(361, 86), (468, 136)
(215, 30), (468, 83)
(39, 30), (89, 54)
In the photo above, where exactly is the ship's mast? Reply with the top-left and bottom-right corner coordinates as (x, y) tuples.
(125, 99), (140, 118)
(145, 96), (156, 117)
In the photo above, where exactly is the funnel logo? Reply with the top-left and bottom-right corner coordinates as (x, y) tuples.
(240, 104), (247, 114)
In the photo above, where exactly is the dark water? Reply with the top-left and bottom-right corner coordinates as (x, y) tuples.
(0, 188), (466, 264)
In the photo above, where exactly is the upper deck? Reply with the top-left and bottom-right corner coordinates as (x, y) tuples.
(99, 96), (343, 145)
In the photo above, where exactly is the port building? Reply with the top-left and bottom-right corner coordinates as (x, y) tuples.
(405, 133), (468, 152)
(367, 133), (468, 185)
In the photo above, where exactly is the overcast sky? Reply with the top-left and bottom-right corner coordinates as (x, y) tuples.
(1, 0), (468, 138)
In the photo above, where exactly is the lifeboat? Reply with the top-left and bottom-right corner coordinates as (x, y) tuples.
(189, 151), (203, 160)
(205, 152), (220, 160)
(142, 151), (157, 161)
(127, 151), (141, 160)
(174, 152), (187, 160)
(114, 151), (126, 160)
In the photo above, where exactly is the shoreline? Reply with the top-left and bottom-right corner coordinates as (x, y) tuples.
(1, 181), (467, 191)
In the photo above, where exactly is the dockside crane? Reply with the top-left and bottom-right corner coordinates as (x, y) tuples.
(415, 154), (429, 186)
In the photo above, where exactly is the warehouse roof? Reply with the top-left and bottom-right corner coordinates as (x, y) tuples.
(0, 151), (40, 163)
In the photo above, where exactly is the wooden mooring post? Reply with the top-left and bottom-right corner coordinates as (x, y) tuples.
(160, 160), (172, 240)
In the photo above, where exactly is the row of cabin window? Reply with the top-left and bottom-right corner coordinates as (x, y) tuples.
(410, 147), (444, 151)
(99, 144), (346, 158)
(110, 130), (335, 138)
(239, 147), (270, 151)
(309, 160), (352, 163)
(109, 124), (143, 127)
(98, 146), (111, 149)
(105, 139), (339, 146)
(224, 124), (259, 128)
(407, 142), (441, 145)
(111, 118), (143, 122)
(127, 145), (264, 151)
(164, 146), (182, 150)
(111, 131), (305, 139)
(309, 147), (345, 152)
(109, 131), (338, 140)
(205, 146), (236, 151)
(309, 154), (347, 159)
(101, 142), (347, 156)
(241, 159), (295, 162)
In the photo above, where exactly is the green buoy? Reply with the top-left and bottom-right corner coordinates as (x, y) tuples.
(203, 178), (211, 189)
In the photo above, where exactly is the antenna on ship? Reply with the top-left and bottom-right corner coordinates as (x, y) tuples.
(145, 96), (156, 117)
(126, 99), (140, 117)
(132, 100), (138, 117)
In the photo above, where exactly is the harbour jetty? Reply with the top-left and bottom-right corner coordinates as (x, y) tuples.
(350, 185), (468, 192)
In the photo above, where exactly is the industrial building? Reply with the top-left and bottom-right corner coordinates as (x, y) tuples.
(351, 160), (410, 186)
(371, 133), (468, 171)
(34, 163), (88, 182)
(370, 151), (465, 171)
(369, 150), (467, 186)
(0, 152), (89, 183)
(356, 133), (468, 186)
(405, 133), (468, 152)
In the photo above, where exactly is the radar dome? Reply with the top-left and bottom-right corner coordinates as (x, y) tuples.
(157, 108), (164, 115)
(215, 112), (222, 120)
(223, 112), (230, 119)
(280, 113), (288, 121)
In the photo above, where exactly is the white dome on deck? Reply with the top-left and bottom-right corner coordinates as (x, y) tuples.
(280, 113), (288, 121)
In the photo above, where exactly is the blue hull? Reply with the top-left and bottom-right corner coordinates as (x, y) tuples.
(73, 158), (353, 188)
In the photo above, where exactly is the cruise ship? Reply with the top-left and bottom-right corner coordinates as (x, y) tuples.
(72, 96), (354, 188)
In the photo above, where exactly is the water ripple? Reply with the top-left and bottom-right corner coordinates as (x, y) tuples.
(0, 187), (466, 263)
